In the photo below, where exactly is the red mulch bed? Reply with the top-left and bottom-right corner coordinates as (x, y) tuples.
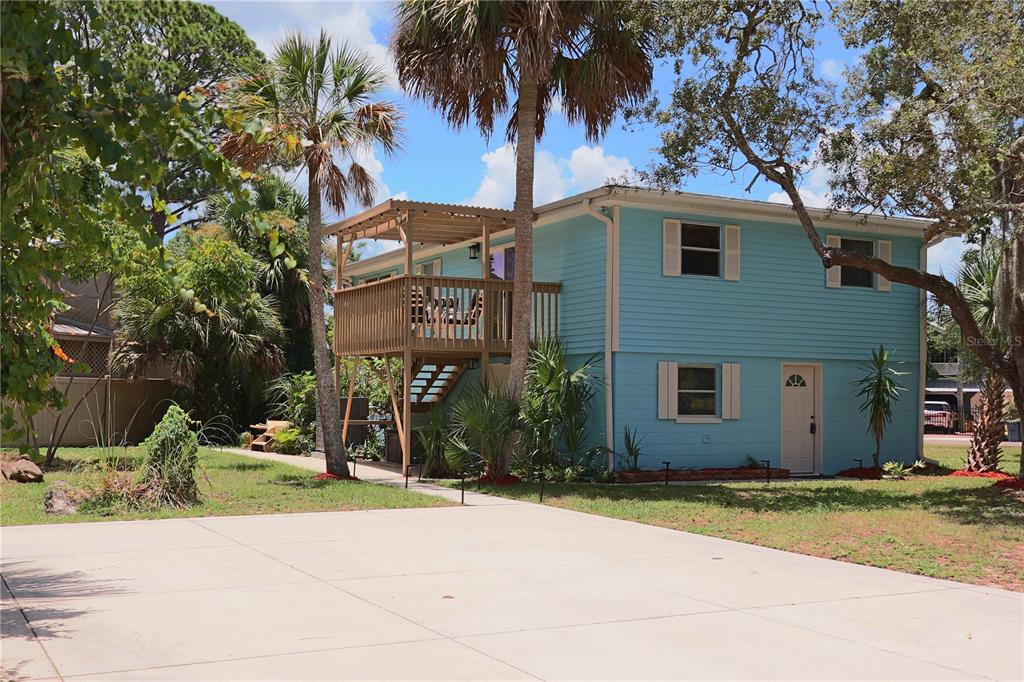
(616, 466), (789, 483)
(315, 472), (360, 481)
(478, 474), (522, 486)
(947, 470), (1012, 480)
(835, 467), (882, 479)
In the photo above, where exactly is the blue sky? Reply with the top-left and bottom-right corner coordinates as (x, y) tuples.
(210, 0), (964, 273)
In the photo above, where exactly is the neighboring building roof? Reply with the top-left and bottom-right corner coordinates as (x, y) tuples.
(52, 316), (114, 340)
(341, 184), (935, 277)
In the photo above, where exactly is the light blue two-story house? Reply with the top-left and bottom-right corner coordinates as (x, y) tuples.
(329, 186), (927, 475)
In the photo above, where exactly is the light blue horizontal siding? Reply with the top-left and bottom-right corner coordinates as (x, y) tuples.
(617, 207), (921, 361)
(611, 206), (922, 473)
(613, 352), (920, 474)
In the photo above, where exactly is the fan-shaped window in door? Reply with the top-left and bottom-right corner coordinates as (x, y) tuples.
(785, 374), (807, 388)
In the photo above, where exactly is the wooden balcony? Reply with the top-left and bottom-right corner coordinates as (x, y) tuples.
(334, 275), (560, 357)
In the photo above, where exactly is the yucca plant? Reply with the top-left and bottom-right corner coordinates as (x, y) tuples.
(854, 345), (907, 470)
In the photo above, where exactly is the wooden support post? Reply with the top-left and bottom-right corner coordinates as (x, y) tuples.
(481, 217), (490, 389)
(341, 356), (359, 445)
(382, 359), (405, 456)
(402, 349), (413, 473)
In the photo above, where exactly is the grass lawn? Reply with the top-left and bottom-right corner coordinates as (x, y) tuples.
(2, 447), (449, 526)
(445, 441), (1024, 591)
(925, 441), (1021, 474)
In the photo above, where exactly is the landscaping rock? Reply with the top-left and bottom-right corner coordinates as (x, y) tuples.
(44, 481), (88, 515)
(1, 458), (44, 483)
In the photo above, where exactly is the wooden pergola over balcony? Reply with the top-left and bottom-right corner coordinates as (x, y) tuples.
(326, 199), (561, 473)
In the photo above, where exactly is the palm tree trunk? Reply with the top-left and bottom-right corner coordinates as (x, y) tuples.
(508, 72), (538, 401)
(307, 172), (348, 477)
(967, 371), (1004, 472)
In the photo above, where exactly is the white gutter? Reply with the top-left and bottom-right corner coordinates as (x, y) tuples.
(918, 241), (928, 459)
(584, 197), (617, 471)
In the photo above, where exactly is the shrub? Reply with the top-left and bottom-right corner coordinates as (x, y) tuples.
(265, 372), (317, 442)
(415, 403), (452, 478)
(520, 340), (599, 472)
(140, 404), (201, 507)
(446, 384), (519, 477)
(882, 459), (925, 480)
(273, 426), (312, 455)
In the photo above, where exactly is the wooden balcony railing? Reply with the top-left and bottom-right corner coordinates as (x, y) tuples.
(334, 275), (561, 356)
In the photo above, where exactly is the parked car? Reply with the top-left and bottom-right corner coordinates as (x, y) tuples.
(923, 401), (956, 433)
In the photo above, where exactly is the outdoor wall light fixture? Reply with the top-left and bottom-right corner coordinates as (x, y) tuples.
(467, 242), (481, 260)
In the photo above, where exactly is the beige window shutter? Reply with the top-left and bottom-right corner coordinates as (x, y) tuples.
(663, 219), (681, 277)
(723, 224), (741, 281)
(877, 240), (892, 292)
(722, 363), (740, 419)
(825, 235), (842, 288)
(657, 361), (677, 419)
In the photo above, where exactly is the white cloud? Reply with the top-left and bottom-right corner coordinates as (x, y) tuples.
(248, 2), (398, 89)
(567, 145), (634, 190)
(927, 236), (965, 277)
(820, 58), (844, 81)
(466, 144), (633, 208)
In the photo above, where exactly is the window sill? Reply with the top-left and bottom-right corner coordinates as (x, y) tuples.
(675, 416), (722, 424)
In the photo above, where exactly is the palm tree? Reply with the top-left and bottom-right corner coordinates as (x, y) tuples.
(205, 177), (316, 373)
(938, 249), (1009, 471)
(392, 0), (653, 396)
(112, 233), (285, 425)
(223, 33), (402, 475)
(854, 345), (907, 470)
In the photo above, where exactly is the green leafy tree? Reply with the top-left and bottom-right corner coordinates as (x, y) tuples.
(222, 33), (403, 476)
(631, 0), (1023, 474)
(65, 0), (265, 236)
(1, 2), (253, 449)
(854, 346), (907, 469)
(392, 0), (654, 396)
(111, 231), (285, 426)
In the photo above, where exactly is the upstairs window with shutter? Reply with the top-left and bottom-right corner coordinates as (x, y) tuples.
(681, 224), (720, 276)
(663, 220), (740, 280)
(825, 235), (893, 291)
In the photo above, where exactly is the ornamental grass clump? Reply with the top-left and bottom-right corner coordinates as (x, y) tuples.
(140, 404), (201, 507)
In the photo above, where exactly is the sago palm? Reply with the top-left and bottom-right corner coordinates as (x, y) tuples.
(854, 345), (907, 470)
(223, 33), (402, 475)
(392, 0), (653, 396)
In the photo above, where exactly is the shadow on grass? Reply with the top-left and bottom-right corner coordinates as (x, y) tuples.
(211, 461), (272, 472)
(487, 479), (1023, 528)
(270, 474), (332, 490)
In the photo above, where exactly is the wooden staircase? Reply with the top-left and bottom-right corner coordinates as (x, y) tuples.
(410, 360), (466, 412)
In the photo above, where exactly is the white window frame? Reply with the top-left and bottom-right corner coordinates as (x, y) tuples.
(415, 258), (441, 276)
(679, 222), (722, 278)
(675, 364), (721, 424)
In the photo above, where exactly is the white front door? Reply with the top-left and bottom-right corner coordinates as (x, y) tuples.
(781, 364), (818, 474)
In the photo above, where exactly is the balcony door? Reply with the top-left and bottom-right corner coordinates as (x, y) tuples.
(490, 246), (515, 280)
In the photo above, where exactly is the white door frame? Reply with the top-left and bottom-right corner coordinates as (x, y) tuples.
(779, 362), (824, 475)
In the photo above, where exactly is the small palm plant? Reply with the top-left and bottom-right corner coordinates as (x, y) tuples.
(446, 384), (519, 479)
(854, 345), (907, 470)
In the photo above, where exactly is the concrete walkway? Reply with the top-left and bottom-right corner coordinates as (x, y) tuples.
(2, 470), (1021, 680)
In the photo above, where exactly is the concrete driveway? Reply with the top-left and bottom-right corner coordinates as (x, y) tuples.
(3, 494), (1021, 680)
